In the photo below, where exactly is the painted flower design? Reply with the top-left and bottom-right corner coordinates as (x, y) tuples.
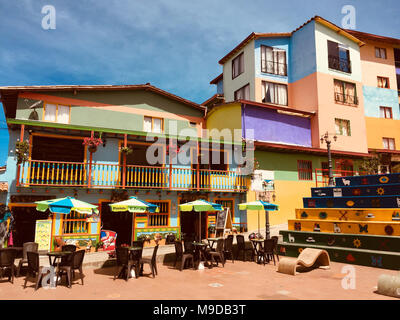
(353, 238), (361, 248)
(377, 187), (385, 195)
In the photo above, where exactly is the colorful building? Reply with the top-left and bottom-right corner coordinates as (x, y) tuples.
(0, 84), (247, 250)
(346, 30), (400, 171)
(206, 16), (400, 231)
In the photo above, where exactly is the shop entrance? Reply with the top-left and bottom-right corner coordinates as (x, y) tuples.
(100, 202), (133, 246)
(11, 206), (50, 247)
(180, 211), (207, 241)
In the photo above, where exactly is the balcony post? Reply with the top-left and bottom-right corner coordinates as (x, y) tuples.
(196, 141), (200, 191)
(88, 131), (94, 188)
(16, 124), (25, 187)
(122, 134), (127, 188)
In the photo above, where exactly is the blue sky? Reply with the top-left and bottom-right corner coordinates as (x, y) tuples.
(0, 0), (399, 165)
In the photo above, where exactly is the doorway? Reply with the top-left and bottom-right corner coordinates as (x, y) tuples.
(100, 202), (133, 246)
(180, 211), (207, 241)
(11, 206), (50, 247)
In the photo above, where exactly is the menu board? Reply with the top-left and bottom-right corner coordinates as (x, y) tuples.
(34, 220), (53, 251)
(215, 208), (232, 231)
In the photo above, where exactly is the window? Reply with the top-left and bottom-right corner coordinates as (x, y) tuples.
(335, 118), (351, 136)
(143, 116), (163, 133)
(321, 162), (329, 177)
(262, 81), (288, 106)
(378, 77), (390, 88)
(297, 160), (313, 181)
(234, 84), (250, 100)
(261, 45), (287, 76)
(200, 149), (229, 171)
(380, 106), (393, 119)
(383, 137), (396, 150)
(334, 80), (358, 105)
(328, 40), (351, 73)
(147, 201), (169, 227)
(232, 52), (244, 79)
(375, 47), (387, 59)
(62, 211), (89, 234)
(43, 103), (70, 124)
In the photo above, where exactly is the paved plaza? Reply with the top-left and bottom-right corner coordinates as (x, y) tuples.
(0, 258), (397, 300)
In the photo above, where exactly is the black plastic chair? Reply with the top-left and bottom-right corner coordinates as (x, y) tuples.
(17, 242), (39, 277)
(224, 235), (234, 263)
(174, 241), (194, 271)
(140, 245), (159, 278)
(0, 248), (16, 283)
(24, 252), (44, 290)
(114, 247), (139, 281)
(209, 239), (225, 267)
(184, 241), (195, 255)
(271, 236), (280, 262)
(259, 239), (276, 266)
(59, 244), (77, 267)
(131, 240), (144, 248)
(57, 250), (85, 287)
(236, 235), (254, 261)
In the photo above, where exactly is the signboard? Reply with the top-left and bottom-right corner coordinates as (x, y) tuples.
(34, 219), (53, 251)
(100, 229), (117, 252)
(215, 208), (233, 232)
(251, 170), (274, 192)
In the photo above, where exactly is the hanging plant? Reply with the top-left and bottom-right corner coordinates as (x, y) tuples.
(119, 146), (133, 155)
(83, 136), (103, 153)
(15, 140), (30, 164)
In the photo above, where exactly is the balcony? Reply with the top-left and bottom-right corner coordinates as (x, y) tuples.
(334, 92), (358, 105)
(17, 160), (248, 192)
(328, 55), (352, 74)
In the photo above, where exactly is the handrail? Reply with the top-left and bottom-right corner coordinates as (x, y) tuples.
(18, 159), (248, 191)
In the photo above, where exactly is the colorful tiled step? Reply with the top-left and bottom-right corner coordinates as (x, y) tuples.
(335, 173), (400, 187)
(278, 242), (400, 270)
(288, 219), (400, 236)
(311, 184), (400, 198)
(295, 208), (400, 222)
(280, 230), (400, 253)
(303, 195), (400, 209)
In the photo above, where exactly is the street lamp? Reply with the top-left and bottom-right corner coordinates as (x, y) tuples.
(320, 132), (337, 187)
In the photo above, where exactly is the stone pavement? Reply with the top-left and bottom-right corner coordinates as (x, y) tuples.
(2, 258), (397, 300)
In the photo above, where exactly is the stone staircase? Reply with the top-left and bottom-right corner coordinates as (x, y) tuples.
(279, 173), (400, 270)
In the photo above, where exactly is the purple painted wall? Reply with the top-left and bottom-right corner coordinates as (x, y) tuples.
(242, 104), (311, 147)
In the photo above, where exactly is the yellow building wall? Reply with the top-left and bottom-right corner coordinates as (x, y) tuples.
(246, 180), (315, 232)
(206, 102), (242, 141)
(365, 117), (400, 150)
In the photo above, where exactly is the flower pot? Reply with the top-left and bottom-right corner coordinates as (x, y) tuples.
(88, 145), (97, 153)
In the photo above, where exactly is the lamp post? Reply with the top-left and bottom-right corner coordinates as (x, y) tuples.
(320, 132), (337, 187)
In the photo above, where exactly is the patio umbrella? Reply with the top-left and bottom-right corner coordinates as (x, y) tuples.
(108, 196), (159, 213)
(238, 200), (279, 239)
(179, 200), (223, 242)
(35, 196), (99, 215)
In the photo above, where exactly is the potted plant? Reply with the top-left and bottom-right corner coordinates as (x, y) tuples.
(83, 135), (103, 153)
(119, 146), (133, 155)
(95, 241), (104, 252)
(15, 140), (30, 164)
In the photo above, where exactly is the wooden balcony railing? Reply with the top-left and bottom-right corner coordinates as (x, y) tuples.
(18, 160), (248, 192)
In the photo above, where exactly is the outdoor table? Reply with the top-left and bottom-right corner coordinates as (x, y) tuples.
(206, 237), (223, 250)
(250, 239), (264, 264)
(6, 247), (23, 259)
(47, 251), (72, 267)
(193, 242), (210, 269)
